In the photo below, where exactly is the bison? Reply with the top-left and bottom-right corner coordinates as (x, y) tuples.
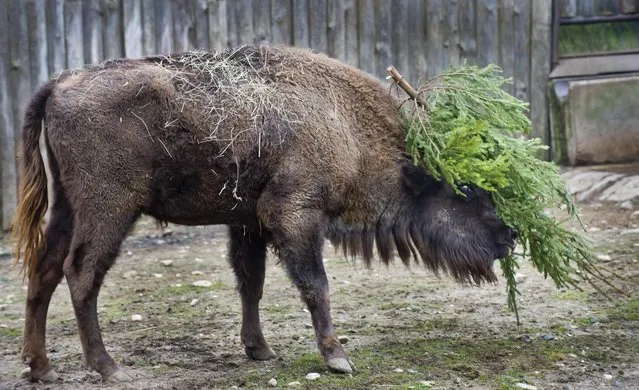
(12, 45), (516, 382)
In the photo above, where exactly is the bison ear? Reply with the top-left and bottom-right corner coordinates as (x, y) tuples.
(401, 164), (437, 197)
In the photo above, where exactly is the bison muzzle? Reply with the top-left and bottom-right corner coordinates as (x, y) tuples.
(11, 46), (516, 382)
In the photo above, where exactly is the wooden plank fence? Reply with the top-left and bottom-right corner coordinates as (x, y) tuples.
(0, 0), (568, 231)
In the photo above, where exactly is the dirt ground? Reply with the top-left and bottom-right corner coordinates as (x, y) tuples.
(0, 203), (637, 390)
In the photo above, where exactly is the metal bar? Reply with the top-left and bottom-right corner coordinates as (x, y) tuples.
(559, 48), (639, 59)
(559, 14), (639, 25)
(551, 0), (560, 70)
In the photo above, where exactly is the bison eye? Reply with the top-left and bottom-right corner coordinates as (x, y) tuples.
(459, 185), (475, 200)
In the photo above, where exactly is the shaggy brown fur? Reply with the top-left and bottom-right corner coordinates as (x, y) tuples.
(12, 45), (515, 382)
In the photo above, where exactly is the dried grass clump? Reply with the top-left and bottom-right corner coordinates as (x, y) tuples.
(156, 47), (299, 153)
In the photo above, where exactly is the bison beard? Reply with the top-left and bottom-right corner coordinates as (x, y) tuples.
(326, 204), (499, 285)
(12, 45), (511, 382)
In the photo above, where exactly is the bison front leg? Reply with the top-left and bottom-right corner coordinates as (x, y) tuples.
(258, 197), (352, 374)
(228, 226), (276, 360)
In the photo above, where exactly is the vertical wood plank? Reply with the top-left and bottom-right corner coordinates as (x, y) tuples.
(357, 0), (375, 74)
(343, 0), (358, 67)
(102, 0), (123, 58)
(253, 0), (271, 43)
(513, 0), (531, 103)
(292, 0), (310, 47)
(499, 0), (515, 95)
(6, 0), (30, 230)
(236, 0), (254, 45)
(156, 0), (173, 54)
(391, 0), (410, 77)
(225, 0), (238, 47)
(27, 0), (49, 83)
(194, 0), (209, 49)
(530, 0), (551, 158)
(0, 0), (15, 230)
(445, 0), (460, 69)
(310, 0), (327, 53)
(458, 0), (477, 64)
(173, 0), (195, 51)
(620, 0), (638, 13)
(46, 0), (66, 74)
(208, 0), (228, 50)
(84, 0), (104, 64)
(375, 0), (392, 78)
(124, 0), (143, 57)
(425, 0), (445, 78)
(271, 0), (292, 45)
(327, 0), (345, 62)
(578, 0), (595, 17)
(407, 0), (426, 83)
(597, 0), (618, 15)
(141, 0), (157, 55)
(65, 0), (85, 67)
(560, 0), (577, 18)
(477, 0), (499, 67)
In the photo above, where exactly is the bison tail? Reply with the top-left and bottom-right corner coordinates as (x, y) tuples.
(11, 80), (56, 280)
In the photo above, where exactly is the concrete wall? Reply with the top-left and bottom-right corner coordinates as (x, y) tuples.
(550, 74), (639, 165)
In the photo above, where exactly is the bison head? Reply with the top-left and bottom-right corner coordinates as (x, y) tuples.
(401, 163), (517, 284)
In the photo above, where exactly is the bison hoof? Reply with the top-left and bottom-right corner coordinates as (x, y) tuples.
(21, 367), (60, 382)
(245, 345), (277, 361)
(326, 357), (353, 374)
(104, 368), (133, 383)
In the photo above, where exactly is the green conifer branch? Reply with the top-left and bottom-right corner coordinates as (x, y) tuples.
(389, 64), (611, 321)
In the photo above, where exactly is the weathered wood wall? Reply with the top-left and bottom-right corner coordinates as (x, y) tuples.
(0, 0), (554, 230)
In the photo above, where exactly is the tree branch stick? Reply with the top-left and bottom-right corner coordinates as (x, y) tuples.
(386, 66), (428, 110)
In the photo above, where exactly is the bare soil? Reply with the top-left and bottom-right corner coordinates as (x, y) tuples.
(0, 203), (637, 390)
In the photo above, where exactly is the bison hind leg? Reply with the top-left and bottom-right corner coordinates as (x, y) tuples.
(62, 200), (140, 382)
(21, 192), (73, 382)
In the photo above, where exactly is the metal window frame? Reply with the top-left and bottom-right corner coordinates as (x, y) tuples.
(550, 0), (639, 71)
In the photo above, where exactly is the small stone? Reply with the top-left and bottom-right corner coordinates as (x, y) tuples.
(338, 335), (349, 344)
(541, 334), (555, 341)
(305, 323), (313, 329)
(604, 373), (613, 380)
(190, 299), (199, 306)
(192, 280), (212, 287)
(191, 270), (204, 276)
(131, 314), (143, 321)
(394, 368), (404, 373)
(514, 383), (537, 390)
(407, 368), (418, 374)
(268, 378), (277, 386)
(631, 210), (639, 218)
(618, 201), (633, 210)
(520, 335), (532, 343)
(153, 273), (163, 278)
(515, 273), (527, 283)
(588, 227), (602, 232)
(123, 270), (138, 279)
(420, 381), (435, 387)
(305, 372), (320, 380)
(597, 254), (612, 262)
(160, 260), (173, 267)
(287, 381), (301, 387)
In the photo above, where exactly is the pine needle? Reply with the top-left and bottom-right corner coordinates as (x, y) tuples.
(396, 64), (614, 322)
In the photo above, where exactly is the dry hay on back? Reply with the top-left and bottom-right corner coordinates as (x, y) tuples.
(155, 47), (301, 153)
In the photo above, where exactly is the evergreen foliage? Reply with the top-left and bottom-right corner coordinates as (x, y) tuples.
(399, 64), (606, 321)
